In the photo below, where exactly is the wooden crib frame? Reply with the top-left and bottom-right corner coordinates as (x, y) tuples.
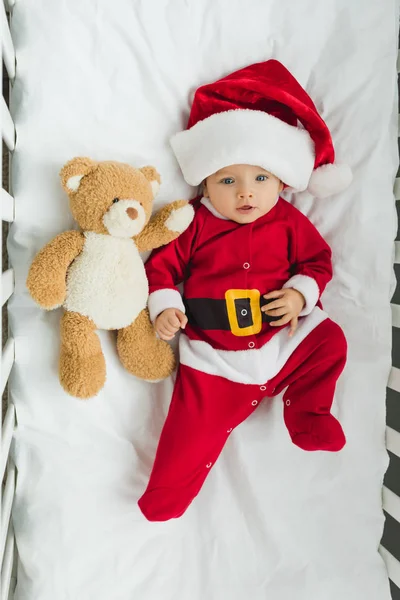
(1, 1), (399, 598)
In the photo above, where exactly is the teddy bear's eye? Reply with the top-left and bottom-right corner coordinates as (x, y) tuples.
(112, 198), (119, 204)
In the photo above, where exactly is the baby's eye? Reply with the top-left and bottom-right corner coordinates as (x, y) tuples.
(256, 175), (268, 181)
(221, 177), (235, 185)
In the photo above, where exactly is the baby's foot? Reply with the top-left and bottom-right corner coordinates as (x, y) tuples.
(284, 407), (346, 452)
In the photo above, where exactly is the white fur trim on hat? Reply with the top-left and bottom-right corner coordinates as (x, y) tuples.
(307, 163), (352, 198)
(171, 109), (315, 189)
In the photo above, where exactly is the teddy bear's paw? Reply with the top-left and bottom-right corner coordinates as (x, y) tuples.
(59, 348), (106, 399)
(165, 204), (194, 233)
(118, 335), (176, 381)
(143, 340), (176, 380)
(28, 280), (66, 310)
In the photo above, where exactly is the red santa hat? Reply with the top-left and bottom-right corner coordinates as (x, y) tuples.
(170, 59), (352, 198)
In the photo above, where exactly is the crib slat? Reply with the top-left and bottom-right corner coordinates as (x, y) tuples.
(380, 545), (400, 589)
(391, 303), (400, 328)
(1, 0), (16, 79)
(0, 521), (14, 600)
(383, 485), (400, 524)
(0, 404), (15, 483)
(1, 269), (14, 307)
(391, 303), (400, 329)
(1, 338), (15, 396)
(0, 463), (15, 568)
(387, 426), (400, 459)
(395, 241), (400, 264)
(394, 178), (400, 200)
(1, 97), (15, 152)
(2, 188), (15, 223)
(388, 367), (400, 393)
(397, 49), (400, 73)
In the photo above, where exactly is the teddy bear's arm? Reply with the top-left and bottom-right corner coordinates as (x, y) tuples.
(135, 200), (194, 253)
(27, 230), (85, 310)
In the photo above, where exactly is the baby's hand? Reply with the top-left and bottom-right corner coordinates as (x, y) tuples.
(262, 288), (305, 337)
(155, 308), (188, 341)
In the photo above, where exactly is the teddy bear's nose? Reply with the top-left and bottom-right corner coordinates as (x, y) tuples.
(126, 207), (138, 220)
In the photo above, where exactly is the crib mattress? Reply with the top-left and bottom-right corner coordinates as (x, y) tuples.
(8, 1), (399, 599)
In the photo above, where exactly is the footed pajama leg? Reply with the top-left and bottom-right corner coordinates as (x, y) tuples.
(266, 318), (347, 452)
(139, 318), (347, 521)
(138, 365), (264, 521)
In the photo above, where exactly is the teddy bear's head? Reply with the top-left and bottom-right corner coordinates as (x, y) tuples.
(59, 157), (161, 238)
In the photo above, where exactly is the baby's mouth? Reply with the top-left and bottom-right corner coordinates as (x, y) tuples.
(236, 205), (255, 213)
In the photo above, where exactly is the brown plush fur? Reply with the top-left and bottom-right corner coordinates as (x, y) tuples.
(27, 231), (85, 308)
(117, 308), (175, 381)
(27, 157), (193, 399)
(59, 159), (157, 235)
(60, 312), (106, 399)
(136, 199), (190, 252)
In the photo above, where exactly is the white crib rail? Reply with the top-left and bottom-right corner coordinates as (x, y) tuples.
(0, 1), (399, 598)
(1, 0), (16, 599)
(380, 45), (400, 597)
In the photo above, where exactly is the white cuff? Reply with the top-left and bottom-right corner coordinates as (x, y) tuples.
(148, 288), (186, 322)
(283, 274), (320, 316)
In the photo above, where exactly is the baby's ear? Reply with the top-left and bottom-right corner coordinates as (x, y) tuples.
(140, 165), (161, 197)
(60, 157), (97, 194)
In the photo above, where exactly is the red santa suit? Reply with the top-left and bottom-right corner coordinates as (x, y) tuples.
(138, 59), (351, 521)
(138, 196), (347, 522)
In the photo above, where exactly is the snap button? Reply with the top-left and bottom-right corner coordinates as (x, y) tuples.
(227, 428), (233, 433)
(251, 400), (258, 406)
(260, 386), (266, 391)
(248, 341), (255, 349)
(285, 399), (291, 406)
(206, 462), (212, 468)
(243, 262), (250, 269)
(241, 309), (247, 316)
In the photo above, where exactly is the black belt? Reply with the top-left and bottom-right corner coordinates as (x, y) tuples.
(183, 289), (281, 337)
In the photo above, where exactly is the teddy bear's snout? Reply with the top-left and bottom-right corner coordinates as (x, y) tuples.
(126, 207), (138, 220)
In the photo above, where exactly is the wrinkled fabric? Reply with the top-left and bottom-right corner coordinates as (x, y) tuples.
(8, 0), (398, 599)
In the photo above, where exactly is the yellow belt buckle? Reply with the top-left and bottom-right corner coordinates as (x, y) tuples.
(225, 289), (262, 337)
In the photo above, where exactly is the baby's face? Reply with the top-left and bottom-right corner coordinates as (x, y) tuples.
(203, 164), (284, 224)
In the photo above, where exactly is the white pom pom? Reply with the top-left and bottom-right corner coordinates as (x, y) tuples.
(307, 163), (353, 198)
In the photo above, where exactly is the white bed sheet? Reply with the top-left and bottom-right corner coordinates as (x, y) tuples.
(8, 1), (398, 599)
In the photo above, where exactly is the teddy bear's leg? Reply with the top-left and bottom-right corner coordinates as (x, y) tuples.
(59, 311), (106, 399)
(117, 308), (176, 381)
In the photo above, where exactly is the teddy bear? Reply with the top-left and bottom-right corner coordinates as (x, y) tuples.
(27, 157), (194, 399)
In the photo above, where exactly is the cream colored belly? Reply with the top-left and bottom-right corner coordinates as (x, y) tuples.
(64, 232), (148, 330)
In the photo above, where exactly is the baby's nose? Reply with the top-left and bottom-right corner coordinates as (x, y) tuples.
(126, 207), (138, 220)
(238, 190), (253, 199)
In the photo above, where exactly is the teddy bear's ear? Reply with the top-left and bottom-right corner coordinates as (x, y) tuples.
(140, 166), (161, 197)
(60, 157), (97, 193)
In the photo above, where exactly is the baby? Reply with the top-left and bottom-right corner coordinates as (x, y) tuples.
(138, 59), (352, 522)
(155, 165), (305, 339)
